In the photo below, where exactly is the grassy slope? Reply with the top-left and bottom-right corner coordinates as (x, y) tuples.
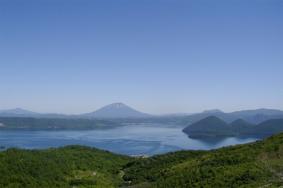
(0, 134), (283, 188)
(123, 134), (283, 188)
(0, 146), (130, 188)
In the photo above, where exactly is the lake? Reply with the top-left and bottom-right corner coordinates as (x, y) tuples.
(0, 123), (259, 156)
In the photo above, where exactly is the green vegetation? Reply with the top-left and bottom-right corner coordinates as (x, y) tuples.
(123, 134), (283, 188)
(0, 117), (121, 130)
(0, 146), (130, 187)
(1, 133), (283, 187)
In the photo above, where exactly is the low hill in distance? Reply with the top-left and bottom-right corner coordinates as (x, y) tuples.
(230, 119), (254, 135)
(253, 119), (283, 136)
(0, 133), (283, 187)
(0, 117), (121, 130)
(230, 108), (283, 124)
(183, 116), (283, 138)
(178, 108), (283, 125)
(0, 108), (39, 117)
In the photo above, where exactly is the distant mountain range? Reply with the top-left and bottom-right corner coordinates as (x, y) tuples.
(183, 116), (283, 138)
(1, 105), (283, 134)
(0, 103), (151, 119)
(178, 108), (283, 124)
(0, 104), (283, 124)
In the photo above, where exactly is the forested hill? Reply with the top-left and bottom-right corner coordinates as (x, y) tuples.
(0, 133), (283, 187)
(183, 116), (283, 138)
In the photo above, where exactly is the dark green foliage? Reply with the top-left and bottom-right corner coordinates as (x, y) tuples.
(0, 146), (130, 187)
(0, 134), (283, 187)
(123, 134), (283, 188)
(122, 150), (206, 185)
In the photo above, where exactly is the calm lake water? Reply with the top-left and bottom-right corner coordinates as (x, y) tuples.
(0, 123), (259, 156)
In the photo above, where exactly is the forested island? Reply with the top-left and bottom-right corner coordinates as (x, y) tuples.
(183, 116), (283, 138)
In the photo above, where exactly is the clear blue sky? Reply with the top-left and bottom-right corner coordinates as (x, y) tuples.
(0, 0), (282, 114)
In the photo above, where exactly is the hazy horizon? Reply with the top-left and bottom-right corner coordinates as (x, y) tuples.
(1, 0), (282, 114)
(1, 103), (283, 116)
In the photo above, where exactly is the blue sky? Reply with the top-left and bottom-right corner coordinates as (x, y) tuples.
(0, 0), (282, 114)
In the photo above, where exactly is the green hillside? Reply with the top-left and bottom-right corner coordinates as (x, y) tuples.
(0, 146), (131, 188)
(0, 133), (283, 187)
(123, 134), (283, 188)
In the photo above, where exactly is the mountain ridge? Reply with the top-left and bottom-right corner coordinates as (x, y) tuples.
(183, 116), (234, 138)
(82, 103), (151, 118)
(0, 108), (39, 117)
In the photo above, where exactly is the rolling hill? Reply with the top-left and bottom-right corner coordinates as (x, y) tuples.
(0, 133), (283, 187)
(230, 119), (254, 135)
(183, 116), (234, 138)
(252, 119), (283, 136)
(0, 108), (39, 117)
